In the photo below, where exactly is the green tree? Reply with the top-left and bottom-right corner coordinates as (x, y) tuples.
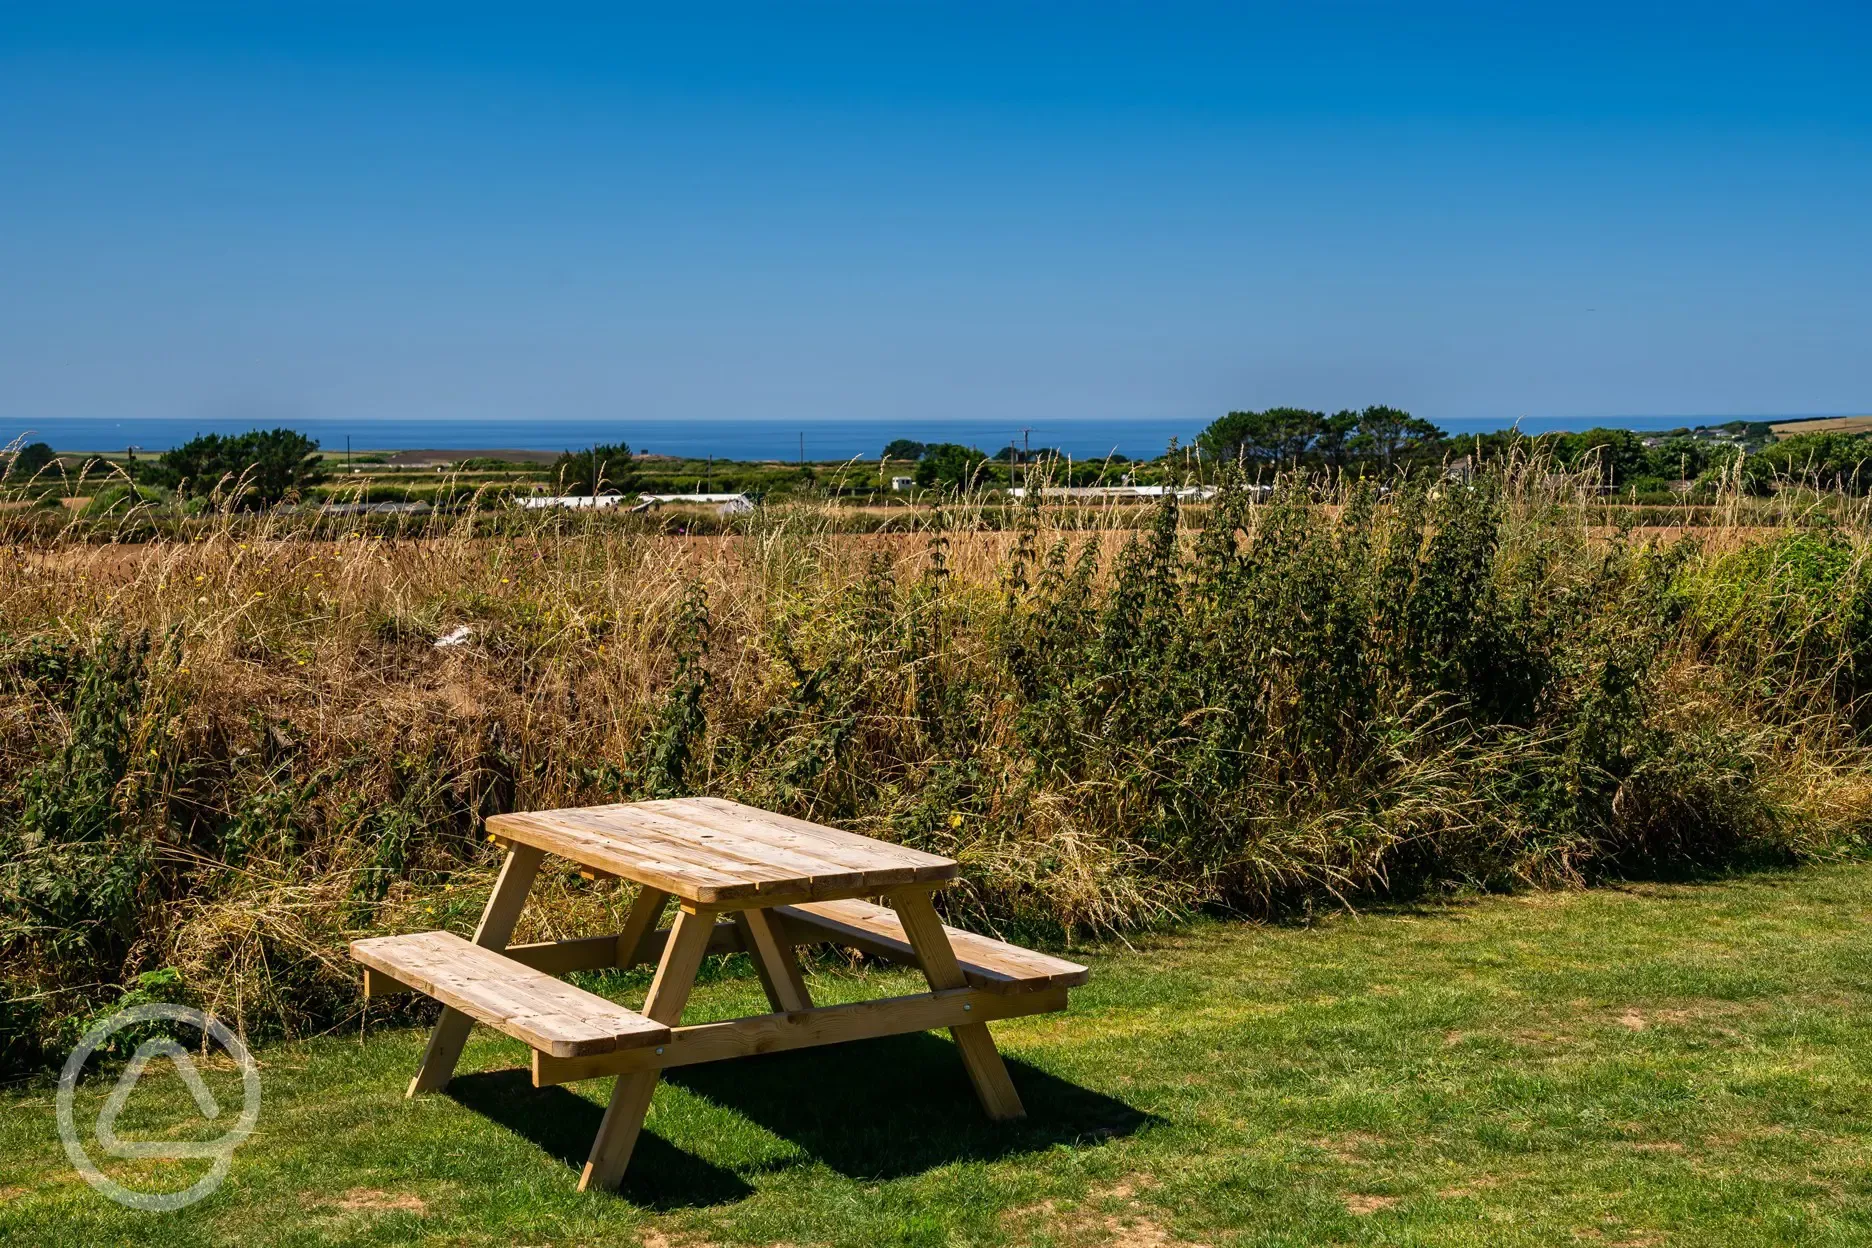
(3, 442), (57, 485)
(153, 429), (327, 506)
(914, 443), (989, 489)
(992, 445), (1061, 462)
(1197, 408), (1324, 468)
(1196, 410), (1261, 466)
(1744, 432), (1872, 495)
(1559, 428), (1650, 488)
(1350, 406), (1444, 470)
(1315, 410), (1361, 469)
(881, 439), (926, 461)
(552, 443), (637, 495)
(1643, 436), (1718, 483)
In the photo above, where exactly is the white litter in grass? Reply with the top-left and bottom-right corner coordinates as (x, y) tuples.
(433, 625), (475, 649)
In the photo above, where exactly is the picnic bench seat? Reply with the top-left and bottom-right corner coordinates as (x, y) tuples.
(351, 930), (670, 1058)
(777, 899), (1089, 994)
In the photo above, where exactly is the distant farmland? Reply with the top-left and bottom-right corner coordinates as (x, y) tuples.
(1771, 413), (1872, 438)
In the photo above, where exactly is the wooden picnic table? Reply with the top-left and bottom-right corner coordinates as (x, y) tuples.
(351, 797), (1087, 1192)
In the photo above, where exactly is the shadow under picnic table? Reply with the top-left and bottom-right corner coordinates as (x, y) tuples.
(664, 1030), (1158, 1182)
(447, 1033), (1152, 1203)
(445, 1069), (755, 1209)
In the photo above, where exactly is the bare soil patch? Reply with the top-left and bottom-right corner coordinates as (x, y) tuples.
(332, 1188), (427, 1213)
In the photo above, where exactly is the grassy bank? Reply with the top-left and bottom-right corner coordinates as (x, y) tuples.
(4, 466), (1872, 1063)
(5, 859), (1871, 1246)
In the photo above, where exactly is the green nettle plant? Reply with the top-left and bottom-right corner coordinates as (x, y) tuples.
(641, 581), (712, 799)
(4, 634), (157, 977)
(3, 459), (1872, 1071)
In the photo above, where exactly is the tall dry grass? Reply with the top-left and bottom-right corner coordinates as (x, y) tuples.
(4, 454), (1872, 1067)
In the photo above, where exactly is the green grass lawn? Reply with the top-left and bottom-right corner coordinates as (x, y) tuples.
(5, 863), (1871, 1247)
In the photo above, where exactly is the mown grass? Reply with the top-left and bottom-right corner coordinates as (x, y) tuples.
(4, 859), (1870, 1247)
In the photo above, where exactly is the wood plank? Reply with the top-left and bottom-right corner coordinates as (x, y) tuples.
(551, 806), (832, 888)
(894, 889), (1027, 1121)
(489, 798), (958, 904)
(488, 811), (781, 902)
(476, 843), (547, 945)
(352, 930), (670, 1058)
(363, 967), (412, 997)
(579, 906), (719, 1193)
(642, 907), (716, 1021)
(613, 884), (672, 968)
(734, 908), (812, 1013)
(509, 805), (814, 887)
(407, 842), (543, 1095)
(565, 804), (877, 893)
(361, 932), (654, 1054)
(776, 898), (1089, 993)
(672, 797), (958, 881)
(535, 986), (1068, 1084)
(498, 932), (626, 975)
(681, 800), (958, 868)
(495, 932), (622, 975)
(643, 799), (927, 890)
(500, 919), (742, 975)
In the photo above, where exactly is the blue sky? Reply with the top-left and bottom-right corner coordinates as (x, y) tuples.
(2, 2), (1868, 429)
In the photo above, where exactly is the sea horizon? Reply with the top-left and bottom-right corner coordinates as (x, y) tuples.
(4, 413), (1850, 461)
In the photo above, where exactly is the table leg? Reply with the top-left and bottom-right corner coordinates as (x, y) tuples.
(734, 907), (813, 1012)
(614, 884), (672, 968)
(579, 904), (717, 1192)
(407, 842), (544, 1096)
(892, 889), (1026, 1121)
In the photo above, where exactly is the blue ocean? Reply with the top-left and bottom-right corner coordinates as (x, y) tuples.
(4, 414), (1822, 461)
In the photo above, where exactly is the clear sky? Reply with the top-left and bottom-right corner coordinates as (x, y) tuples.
(3, 2), (1868, 429)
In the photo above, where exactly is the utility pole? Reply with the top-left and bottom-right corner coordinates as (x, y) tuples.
(592, 441), (600, 501)
(1019, 426), (1034, 489)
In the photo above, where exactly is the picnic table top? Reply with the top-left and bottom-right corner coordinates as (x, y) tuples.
(485, 796), (959, 905)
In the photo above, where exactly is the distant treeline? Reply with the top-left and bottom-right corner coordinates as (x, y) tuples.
(1185, 407), (1796, 491)
(3, 428), (327, 507)
(882, 409), (1868, 495)
(10, 412), (1872, 507)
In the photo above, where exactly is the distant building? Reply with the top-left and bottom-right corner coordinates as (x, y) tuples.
(890, 476), (915, 491)
(316, 501), (433, 515)
(518, 491), (755, 514)
(637, 492), (756, 516)
(1007, 485), (1219, 501)
(517, 493), (629, 509)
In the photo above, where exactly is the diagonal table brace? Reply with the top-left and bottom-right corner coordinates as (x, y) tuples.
(734, 906), (814, 1013)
